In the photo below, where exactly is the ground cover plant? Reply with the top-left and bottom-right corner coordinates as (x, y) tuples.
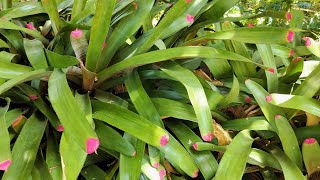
(0, 0), (320, 179)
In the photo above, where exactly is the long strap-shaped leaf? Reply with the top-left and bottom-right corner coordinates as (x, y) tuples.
(0, 98), (11, 172)
(161, 61), (213, 142)
(214, 130), (253, 180)
(85, 0), (116, 72)
(3, 112), (47, 180)
(96, 46), (268, 86)
(48, 69), (99, 154)
(245, 80), (303, 169)
(46, 134), (62, 180)
(24, 39), (48, 70)
(165, 120), (218, 179)
(0, 61), (33, 79)
(41, 0), (61, 34)
(267, 145), (305, 180)
(269, 94), (320, 117)
(97, 0), (154, 70)
(184, 27), (294, 46)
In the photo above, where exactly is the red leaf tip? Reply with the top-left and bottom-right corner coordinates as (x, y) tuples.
(71, 29), (83, 39)
(0, 160), (11, 171)
(202, 133), (214, 142)
(265, 95), (272, 102)
(287, 31), (294, 42)
(86, 138), (100, 154)
(267, 68), (275, 73)
(292, 56), (302, 63)
(159, 169), (166, 180)
(192, 143), (198, 150)
(275, 114), (281, 119)
(12, 115), (23, 127)
(286, 12), (292, 21)
(26, 23), (36, 30)
(192, 170), (199, 178)
(186, 14), (194, 23)
(289, 49), (294, 57)
(304, 138), (317, 144)
(57, 124), (64, 132)
(247, 23), (254, 27)
(185, 0), (192, 3)
(160, 135), (169, 146)
(153, 162), (160, 168)
(102, 42), (106, 49)
(303, 37), (311, 46)
(245, 96), (252, 103)
(29, 95), (39, 101)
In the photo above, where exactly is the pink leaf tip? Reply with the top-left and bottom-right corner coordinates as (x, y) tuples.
(71, 29), (83, 39)
(304, 138), (317, 144)
(12, 115), (23, 127)
(132, 151), (136, 157)
(102, 42), (106, 49)
(286, 12), (292, 21)
(159, 169), (166, 180)
(202, 133), (214, 142)
(245, 96), (252, 103)
(303, 37), (311, 46)
(133, 2), (138, 9)
(289, 49), (294, 57)
(57, 124), (64, 132)
(275, 114), (281, 119)
(26, 23), (36, 30)
(265, 95), (272, 102)
(292, 56), (302, 63)
(185, 0), (192, 3)
(267, 68), (275, 73)
(86, 138), (100, 154)
(192, 143), (198, 150)
(160, 135), (169, 146)
(287, 31), (294, 42)
(153, 162), (160, 168)
(186, 14), (194, 23)
(0, 160), (11, 171)
(29, 95), (39, 101)
(247, 23), (254, 27)
(192, 170), (199, 178)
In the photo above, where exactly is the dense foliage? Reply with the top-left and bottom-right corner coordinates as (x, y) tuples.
(0, 0), (320, 179)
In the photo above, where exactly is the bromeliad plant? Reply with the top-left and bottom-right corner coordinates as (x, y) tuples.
(0, 0), (320, 179)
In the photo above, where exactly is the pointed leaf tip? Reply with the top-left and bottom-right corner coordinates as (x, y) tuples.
(57, 124), (64, 132)
(304, 138), (317, 144)
(303, 37), (311, 46)
(71, 29), (83, 39)
(286, 12), (292, 21)
(12, 115), (23, 127)
(275, 114), (281, 119)
(29, 95), (39, 101)
(0, 160), (11, 171)
(26, 23), (36, 30)
(192, 170), (199, 178)
(86, 138), (100, 154)
(192, 143), (198, 150)
(202, 133), (214, 142)
(267, 68), (275, 73)
(287, 31), (294, 42)
(102, 42), (106, 49)
(289, 49), (294, 57)
(133, 2), (138, 9)
(186, 14), (194, 23)
(292, 57), (302, 63)
(185, 0), (192, 2)
(159, 169), (166, 180)
(160, 135), (169, 146)
(132, 151), (136, 157)
(153, 162), (160, 168)
(265, 96), (272, 102)
(245, 96), (252, 103)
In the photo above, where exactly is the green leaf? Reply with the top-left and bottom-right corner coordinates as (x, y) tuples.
(267, 145), (305, 180)
(165, 120), (218, 179)
(97, 46), (267, 86)
(0, 1), (44, 19)
(269, 94), (320, 117)
(202, 0), (239, 20)
(302, 138), (320, 176)
(48, 69), (98, 153)
(221, 116), (273, 131)
(185, 27), (294, 46)
(46, 134), (63, 180)
(214, 130), (253, 180)
(24, 39), (48, 69)
(31, 153), (53, 180)
(0, 98), (11, 171)
(85, 0), (116, 72)
(92, 100), (168, 148)
(161, 61), (213, 141)
(219, 75), (239, 107)
(45, 49), (79, 68)
(0, 51), (17, 63)
(0, 61), (33, 79)
(41, 0), (61, 34)
(81, 165), (106, 180)
(3, 112), (47, 180)
(0, 19), (48, 44)
(71, 0), (87, 20)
